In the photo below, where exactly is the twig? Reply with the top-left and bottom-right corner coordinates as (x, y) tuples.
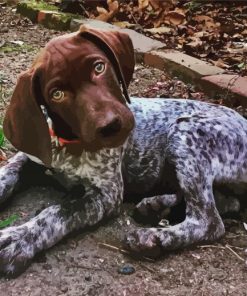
(98, 242), (155, 262)
(0, 84), (7, 106)
(226, 244), (244, 251)
(224, 75), (239, 101)
(199, 243), (245, 263)
(98, 242), (130, 254)
(129, 10), (143, 30)
(198, 244), (225, 249)
(79, 3), (90, 18)
(225, 244), (245, 262)
(138, 262), (156, 273)
(69, 263), (102, 271)
(226, 234), (247, 238)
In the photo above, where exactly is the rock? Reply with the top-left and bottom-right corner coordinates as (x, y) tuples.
(118, 264), (135, 275)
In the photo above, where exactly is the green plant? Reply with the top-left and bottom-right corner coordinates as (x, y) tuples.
(0, 214), (19, 228)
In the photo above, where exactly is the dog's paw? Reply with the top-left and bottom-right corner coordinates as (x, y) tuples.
(0, 226), (34, 277)
(134, 194), (181, 224)
(123, 228), (162, 258)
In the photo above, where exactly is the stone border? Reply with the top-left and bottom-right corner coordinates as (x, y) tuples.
(17, 1), (247, 106)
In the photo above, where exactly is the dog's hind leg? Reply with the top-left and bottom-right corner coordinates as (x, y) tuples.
(0, 152), (29, 204)
(124, 158), (225, 257)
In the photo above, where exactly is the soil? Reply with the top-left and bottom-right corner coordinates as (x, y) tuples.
(0, 6), (247, 296)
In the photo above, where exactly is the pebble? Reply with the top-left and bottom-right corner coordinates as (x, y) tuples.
(60, 286), (68, 293)
(118, 264), (135, 275)
(85, 275), (92, 281)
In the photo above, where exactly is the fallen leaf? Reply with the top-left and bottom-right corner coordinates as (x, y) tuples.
(0, 40), (5, 48)
(213, 58), (230, 69)
(10, 40), (24, 46)
(108, 0), (119, 13)
(138, 0), (149, 10)
(193, 15), (218, 30)
(144, 26), (172, 34)
(149, 0), (160, 10)
(112, 21), (133, 28)
(96, 0), (119, 22)
(96, 6), (108, 15)
(242, 29), (247, 36)
(165, 10), (185, 26)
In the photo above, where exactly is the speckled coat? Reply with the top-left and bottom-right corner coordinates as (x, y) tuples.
(0, 97), (247, 275)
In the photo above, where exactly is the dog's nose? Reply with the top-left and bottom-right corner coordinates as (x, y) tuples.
(97, 117), (122, 138)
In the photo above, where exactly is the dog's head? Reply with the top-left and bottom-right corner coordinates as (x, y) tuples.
(3, 26), (135, 167)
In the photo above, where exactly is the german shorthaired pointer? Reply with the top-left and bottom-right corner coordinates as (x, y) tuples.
(0, 25), (246, 276)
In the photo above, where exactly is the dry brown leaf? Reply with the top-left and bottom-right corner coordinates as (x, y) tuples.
(153, 19), (162, 28)
(193, 15), (219, 30)
(138, 0), (149, 10)
(112, 21), (133, 28)
(108, 0), (119, 13)
(186, 39), (203, 49)
(0, 150), (7, 162)
(193, 31), (206, 38)
(96, 11), (114, 22)
(96, 0), (119, 22)
(165, 10), (185, 26)
(149, 0), (160, 10)
(96, 6), (108, 15)
(177, 36), (186, 45)
(213, 58), (229, 69)
(144, 26), (172, 34)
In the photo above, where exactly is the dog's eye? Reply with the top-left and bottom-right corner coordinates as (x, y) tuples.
(51, 90), (64, 101)
(94, 62), (105, 74)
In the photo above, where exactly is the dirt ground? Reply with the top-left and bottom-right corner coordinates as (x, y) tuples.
(1, 6), (247, 296)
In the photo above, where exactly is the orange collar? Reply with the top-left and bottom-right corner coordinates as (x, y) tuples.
(49, 128), (81, 147)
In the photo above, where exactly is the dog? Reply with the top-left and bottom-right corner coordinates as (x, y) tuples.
(0, 25), (247, 276)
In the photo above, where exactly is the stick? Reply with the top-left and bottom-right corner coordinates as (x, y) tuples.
(198, 244), (225, 249)
(225, 244), (245, 262)
(98, 242), (155, 262)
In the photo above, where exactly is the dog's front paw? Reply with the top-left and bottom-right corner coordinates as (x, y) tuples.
(123, 228), (162, 258)
(0, 226), (34, 276)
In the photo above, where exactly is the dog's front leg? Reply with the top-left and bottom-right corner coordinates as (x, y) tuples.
(0, 152), (29, 204)
(0, 178), (123, 276)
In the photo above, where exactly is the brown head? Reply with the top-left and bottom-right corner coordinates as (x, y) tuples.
(3, 26), (135, 167)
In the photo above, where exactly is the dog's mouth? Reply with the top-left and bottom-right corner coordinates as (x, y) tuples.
(50, 126), (129, 151)
(51, 111), (134, 151)
(49, 128), (81, 146)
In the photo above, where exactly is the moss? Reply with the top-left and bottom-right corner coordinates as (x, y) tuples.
(17, 1), (82, 30)
(17, 0), (58, 22)
(18, 0), (58, 11)
(0, 42), (34, 54)
(60, 12), (82, 23)
(40, 12), (82, 31)
(39, 12), (70, 31)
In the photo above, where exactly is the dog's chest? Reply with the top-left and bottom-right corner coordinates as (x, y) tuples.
(50, 143), (123, 189)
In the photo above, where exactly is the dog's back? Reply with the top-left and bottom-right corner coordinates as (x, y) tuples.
(123, 98), (247, 195)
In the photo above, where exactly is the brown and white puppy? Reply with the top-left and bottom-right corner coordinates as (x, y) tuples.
(0, 25), (246, 278)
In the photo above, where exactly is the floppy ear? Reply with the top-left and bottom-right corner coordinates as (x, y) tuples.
(79, 25), (135, 103)
(3, 70), (52, 167)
